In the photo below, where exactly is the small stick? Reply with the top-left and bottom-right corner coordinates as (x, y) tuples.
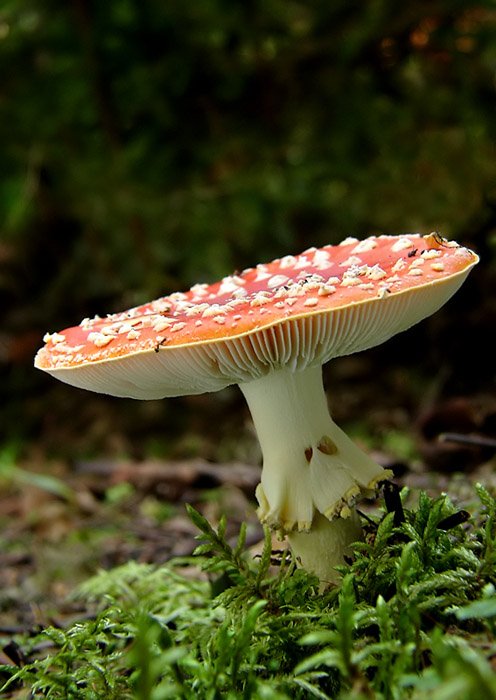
(383, 481), (405, 526)
(438, 432), (496, 450)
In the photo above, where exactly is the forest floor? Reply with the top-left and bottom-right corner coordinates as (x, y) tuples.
(1, 357), (496, 696)
(1, 432), (495, 640)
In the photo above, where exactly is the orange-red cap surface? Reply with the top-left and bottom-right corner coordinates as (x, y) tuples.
(34, 234), (478, 398)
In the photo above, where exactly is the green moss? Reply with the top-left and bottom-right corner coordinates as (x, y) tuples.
(2, 485), (496, 699)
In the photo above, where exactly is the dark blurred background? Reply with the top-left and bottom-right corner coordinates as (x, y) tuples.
(1, 0), (495, 466)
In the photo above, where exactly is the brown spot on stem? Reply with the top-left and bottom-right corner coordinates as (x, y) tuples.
(304, 447), (313, 463)
(317, 435), (338, 455)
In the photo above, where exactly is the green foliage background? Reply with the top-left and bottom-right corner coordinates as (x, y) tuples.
(1, 0), (495, 447)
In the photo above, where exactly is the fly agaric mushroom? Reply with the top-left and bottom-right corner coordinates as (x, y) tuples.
(35, 233), (478, 582)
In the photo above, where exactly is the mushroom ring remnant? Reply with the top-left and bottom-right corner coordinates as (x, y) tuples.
(35, 233), (479, 582)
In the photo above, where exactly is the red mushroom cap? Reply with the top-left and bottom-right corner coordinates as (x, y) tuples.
(35, 234), (478, 398)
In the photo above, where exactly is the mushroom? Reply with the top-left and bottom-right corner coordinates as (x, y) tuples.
(35, 233), (479, 583)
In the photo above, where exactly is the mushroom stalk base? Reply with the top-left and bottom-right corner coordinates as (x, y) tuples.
(240, 364), (390, 533)
(288, 510), (362, 585)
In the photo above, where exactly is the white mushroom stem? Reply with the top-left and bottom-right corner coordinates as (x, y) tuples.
(239, 364), (391, 582)
(289, 511), (362, 585)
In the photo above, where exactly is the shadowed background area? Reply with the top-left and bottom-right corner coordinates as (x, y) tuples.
(1, 0), (496, 464)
